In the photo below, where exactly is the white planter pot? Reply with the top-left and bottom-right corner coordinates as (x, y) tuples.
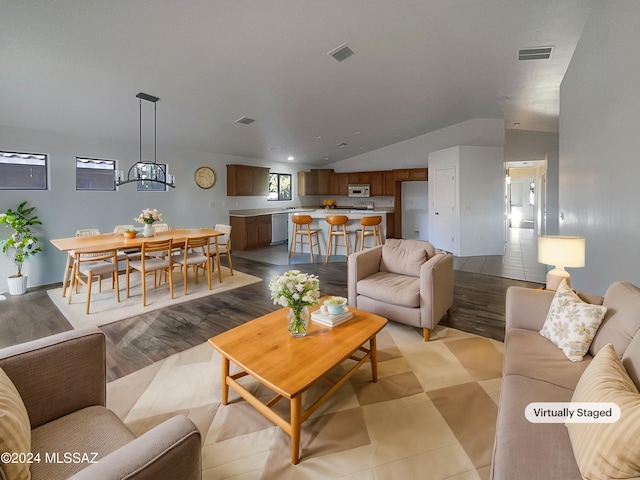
(7, 275), (28, 295)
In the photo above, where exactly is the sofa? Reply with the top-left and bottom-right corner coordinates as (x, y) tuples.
(0, 327), (202, 480)
(491, 281), (640, 480)
(348, 238), (453, 341)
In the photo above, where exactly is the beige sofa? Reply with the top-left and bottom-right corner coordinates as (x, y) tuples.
(347, 238), (453, 341)
(0, 328), (201, 480)
(491, 281), (640, 480)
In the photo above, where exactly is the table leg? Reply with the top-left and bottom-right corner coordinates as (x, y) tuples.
(221, 356), (229, 405)
(291, 395), (302, 464)
(370, 335), (378, 383)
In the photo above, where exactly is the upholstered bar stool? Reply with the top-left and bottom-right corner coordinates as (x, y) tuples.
(289, 215), (321, 263)
(355, 215), (384, 251)
(324, 215), (350, 264)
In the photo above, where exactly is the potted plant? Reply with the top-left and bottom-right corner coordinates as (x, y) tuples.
(0, 201), (43, 295)
(123, 228), (138, 239)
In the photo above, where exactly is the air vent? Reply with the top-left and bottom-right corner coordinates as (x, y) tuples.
(335, 142), (348, 147)
(235, 116), (255, 125)
(328, 43), (354, 62)
(518, 46), (553, 61)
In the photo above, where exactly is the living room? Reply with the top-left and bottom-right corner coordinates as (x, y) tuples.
(2, 2), (640, 479)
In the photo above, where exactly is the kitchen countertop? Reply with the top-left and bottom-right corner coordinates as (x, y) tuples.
(229, 207), (394, 217)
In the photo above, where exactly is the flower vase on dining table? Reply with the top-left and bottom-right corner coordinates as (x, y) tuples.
(143, 223), (155, 237)
(287, 306), (310, 337)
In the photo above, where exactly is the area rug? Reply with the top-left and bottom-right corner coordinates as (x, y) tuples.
(46, 267), (261, 329)
(106, 322), (503, 480)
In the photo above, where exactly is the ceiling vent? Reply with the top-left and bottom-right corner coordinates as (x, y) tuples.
(235, 116), (255, 125)
(328, 43), (354, 62)
(335, 141), (348, 147)
(518, 46), (553, 61)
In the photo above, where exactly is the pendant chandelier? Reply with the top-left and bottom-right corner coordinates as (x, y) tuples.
(115, 92), (176, 189)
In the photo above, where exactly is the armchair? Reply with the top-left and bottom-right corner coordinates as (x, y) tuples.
(348, 238), (453, 341)
(0, 328), (201, 480)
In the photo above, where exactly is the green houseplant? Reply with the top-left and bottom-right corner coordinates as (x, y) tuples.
(0, 201), (43, 294)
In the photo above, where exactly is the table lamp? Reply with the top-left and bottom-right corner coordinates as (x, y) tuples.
(538, 236), (585, 291)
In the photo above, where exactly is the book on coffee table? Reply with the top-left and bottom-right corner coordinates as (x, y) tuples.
(311, 309), (353, 327)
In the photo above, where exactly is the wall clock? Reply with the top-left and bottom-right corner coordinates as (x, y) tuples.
(194, 166), (216, 189)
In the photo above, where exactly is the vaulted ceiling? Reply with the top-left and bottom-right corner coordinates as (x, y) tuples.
(0, 0), (594, 165)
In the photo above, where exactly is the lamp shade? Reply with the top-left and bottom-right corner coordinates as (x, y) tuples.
(538, 236), (585, 268)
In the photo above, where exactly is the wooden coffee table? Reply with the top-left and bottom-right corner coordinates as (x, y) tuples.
(208, 303), (387, 464)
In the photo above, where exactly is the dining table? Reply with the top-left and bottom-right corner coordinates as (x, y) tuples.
(50, 228), (225, 282)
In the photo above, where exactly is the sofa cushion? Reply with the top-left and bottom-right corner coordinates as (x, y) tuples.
(30, 406), (135, 480)
(0, 367), (31, 480)
(504, 328), (592, 390)
(590, 281), (640, 357)
(540, 279), (607, 362)
(567, 343), (640, 479)
(357, 271), (420, 308)
(491, 374), (581, 480)
(379, 239), (432, 277)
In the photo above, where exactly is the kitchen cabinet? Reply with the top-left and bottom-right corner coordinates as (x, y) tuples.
(370, 171), (384, 196)
(316, 169), (331, 195)
(227, 164), (270, 196)
(348, 172), (370, 185)
(297, 171), (318, 196)
(386, 213), (396, 238)
(383, 171), (396, 196)
(229, 215), (272, 250)
(394, 168), (428, 181)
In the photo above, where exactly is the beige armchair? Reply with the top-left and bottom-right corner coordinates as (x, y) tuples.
(348, 238), (453, 341)
(0, 328), (201, 480)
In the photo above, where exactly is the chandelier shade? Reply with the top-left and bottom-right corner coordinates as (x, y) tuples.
(115, 93), (175, 189)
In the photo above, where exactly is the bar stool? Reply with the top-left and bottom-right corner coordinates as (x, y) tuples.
(289, 215), (321, 262)
(355, 215), (384, 251)
(324, 215), (350, 263)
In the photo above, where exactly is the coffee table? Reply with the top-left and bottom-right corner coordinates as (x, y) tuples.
(208, 303), (387, 464)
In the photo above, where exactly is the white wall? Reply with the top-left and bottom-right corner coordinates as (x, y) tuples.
(401, 181), (428, 239)
(328, 118), (504, 171)
(0, 125), (313, 291)
(559, 1), (640, 295)
(504, 129), (559, 162)
(545, 151), (559, 234)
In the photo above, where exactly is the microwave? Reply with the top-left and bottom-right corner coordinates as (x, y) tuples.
(348, 184), (370, 197)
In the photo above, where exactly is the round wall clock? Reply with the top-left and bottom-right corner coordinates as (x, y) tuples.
(194, 166), (216, 189)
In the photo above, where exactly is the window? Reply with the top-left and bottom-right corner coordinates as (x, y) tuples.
(136, 163), (170, 191)
(0, 151), (47, 190)
(268, 173), (292, 201)
(76, 157), (116, 191)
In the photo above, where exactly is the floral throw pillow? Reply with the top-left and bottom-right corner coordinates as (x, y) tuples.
(540, 279), (608, 362)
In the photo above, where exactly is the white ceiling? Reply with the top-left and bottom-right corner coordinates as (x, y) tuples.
(0, 0), (594, 166)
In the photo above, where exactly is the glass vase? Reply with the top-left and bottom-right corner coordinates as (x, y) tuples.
(287, 306), (310, 337)
(143, 223), (155, 237)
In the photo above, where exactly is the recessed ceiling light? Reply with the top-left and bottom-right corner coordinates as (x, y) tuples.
(287, 156), (294, 161)
(327, 43), (354, 62)
(235, 116), (255, 125)
(513, 121), (521, 126)
(354, 131), (361, 135)
(315, 135), (322, 139)
(335, 142), (348, 147)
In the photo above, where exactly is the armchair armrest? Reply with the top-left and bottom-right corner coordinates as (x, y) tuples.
(68, 415), (202, 480)
(419, 253), (454, 329)
(348, 245), (383, 307)
(0, 327), (106, 429)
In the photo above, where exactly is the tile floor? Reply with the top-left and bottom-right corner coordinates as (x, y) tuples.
(234, 227), (547, 285)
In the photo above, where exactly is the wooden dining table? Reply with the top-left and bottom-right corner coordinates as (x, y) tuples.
(50, 228), (225, 282)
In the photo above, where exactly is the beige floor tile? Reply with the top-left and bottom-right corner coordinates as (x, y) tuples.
(413, 361), (474, 392)
(373, 444), (477, 480)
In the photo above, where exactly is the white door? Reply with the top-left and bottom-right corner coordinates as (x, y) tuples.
(432, 167), (456, 252)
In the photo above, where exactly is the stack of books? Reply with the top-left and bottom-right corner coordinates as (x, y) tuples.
(311, 308), (353, 327)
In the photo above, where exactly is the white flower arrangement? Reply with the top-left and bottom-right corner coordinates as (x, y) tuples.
(269, 269), (320, 310)
(135, 208), (163, 225)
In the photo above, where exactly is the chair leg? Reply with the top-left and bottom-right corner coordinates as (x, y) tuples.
(342, 227), (350, 256)
(227, 252), (234, 275)
(423, 328), (430, 342)
(307, 231), (314, 263)
(86, 273), (93, 315)
(62, 254), (73, 297)
(141, 271), (147, 307)
(68, 263), (77, 305)
(289, 228), (297, 258)
(325, 227), (333, 264)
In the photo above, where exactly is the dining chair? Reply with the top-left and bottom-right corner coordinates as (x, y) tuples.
(206, 224), (233, 283)
(67, 248), (120, 314)
(62, 228), (101, 298)
(152, 223), (169, 233)
(324, 215), (350, 264)
(174, 235), (212, 295)
(113, 224), (134, 234)
(125, 238), (175, 306)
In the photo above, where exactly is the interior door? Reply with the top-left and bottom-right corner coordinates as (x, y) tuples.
(432, 167), (456, 252)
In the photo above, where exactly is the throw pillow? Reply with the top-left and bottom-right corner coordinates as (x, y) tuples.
(540, 279), (608, 362)
(0, 366), (31, 480)
(567, 343), (640, 479)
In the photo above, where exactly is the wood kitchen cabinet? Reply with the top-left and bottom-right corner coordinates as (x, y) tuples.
(383, 171), (396, 195)
(227, 164), (270, 196)
(348, 172), (370, 185)
(316, 169), (331, 195)
(297, 171), (318, 196)
(229, 215), (272, 250)
(394, 168), (428, 181)
(386, 213), (396, 238)
(370, 171), (384, 196)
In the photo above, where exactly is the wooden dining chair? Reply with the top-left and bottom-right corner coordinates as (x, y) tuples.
(62, 228), (101, 298)
(205, 224), (233, 283)
(67, 248), (120, 314)
(173, 235), (212, 295)
(125, 238), (175, 306)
